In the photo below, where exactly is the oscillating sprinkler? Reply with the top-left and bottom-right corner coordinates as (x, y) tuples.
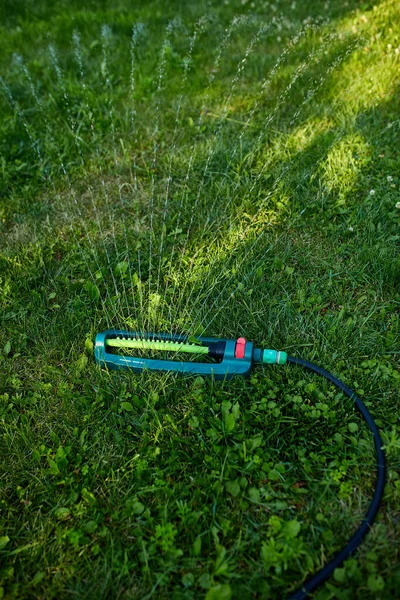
(94, 329), (385, 600)
(94, 330), (287, 378)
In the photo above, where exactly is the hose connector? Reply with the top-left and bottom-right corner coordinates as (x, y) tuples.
(253, 348), (287, 365)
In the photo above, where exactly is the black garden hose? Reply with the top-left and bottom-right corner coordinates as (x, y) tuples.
(286, 356), (386, 600)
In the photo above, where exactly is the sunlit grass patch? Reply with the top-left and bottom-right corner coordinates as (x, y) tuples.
(321, 133), (369, 204)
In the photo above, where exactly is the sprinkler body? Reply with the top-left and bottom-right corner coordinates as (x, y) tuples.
(94, 329), (287, 379)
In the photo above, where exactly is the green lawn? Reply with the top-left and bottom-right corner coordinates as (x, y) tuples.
(0, 0), (399, 598)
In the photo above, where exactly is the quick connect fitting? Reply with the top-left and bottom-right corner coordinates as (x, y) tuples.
(252, 348), (288, 365)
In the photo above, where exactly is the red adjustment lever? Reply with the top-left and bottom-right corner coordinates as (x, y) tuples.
(235, 337), (246, 359)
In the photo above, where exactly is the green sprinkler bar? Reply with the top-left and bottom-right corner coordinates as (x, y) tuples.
(105, 337), (210, 355)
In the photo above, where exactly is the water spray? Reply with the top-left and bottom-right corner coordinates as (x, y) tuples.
(94, 330), (385, 600)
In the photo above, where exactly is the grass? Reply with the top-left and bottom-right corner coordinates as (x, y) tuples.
(0, 0), (400, 598)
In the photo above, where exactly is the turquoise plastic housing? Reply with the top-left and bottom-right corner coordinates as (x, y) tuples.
(94, 330), (254, 380)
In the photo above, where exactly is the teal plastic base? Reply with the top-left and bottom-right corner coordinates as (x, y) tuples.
(95, 330), (254, 380)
